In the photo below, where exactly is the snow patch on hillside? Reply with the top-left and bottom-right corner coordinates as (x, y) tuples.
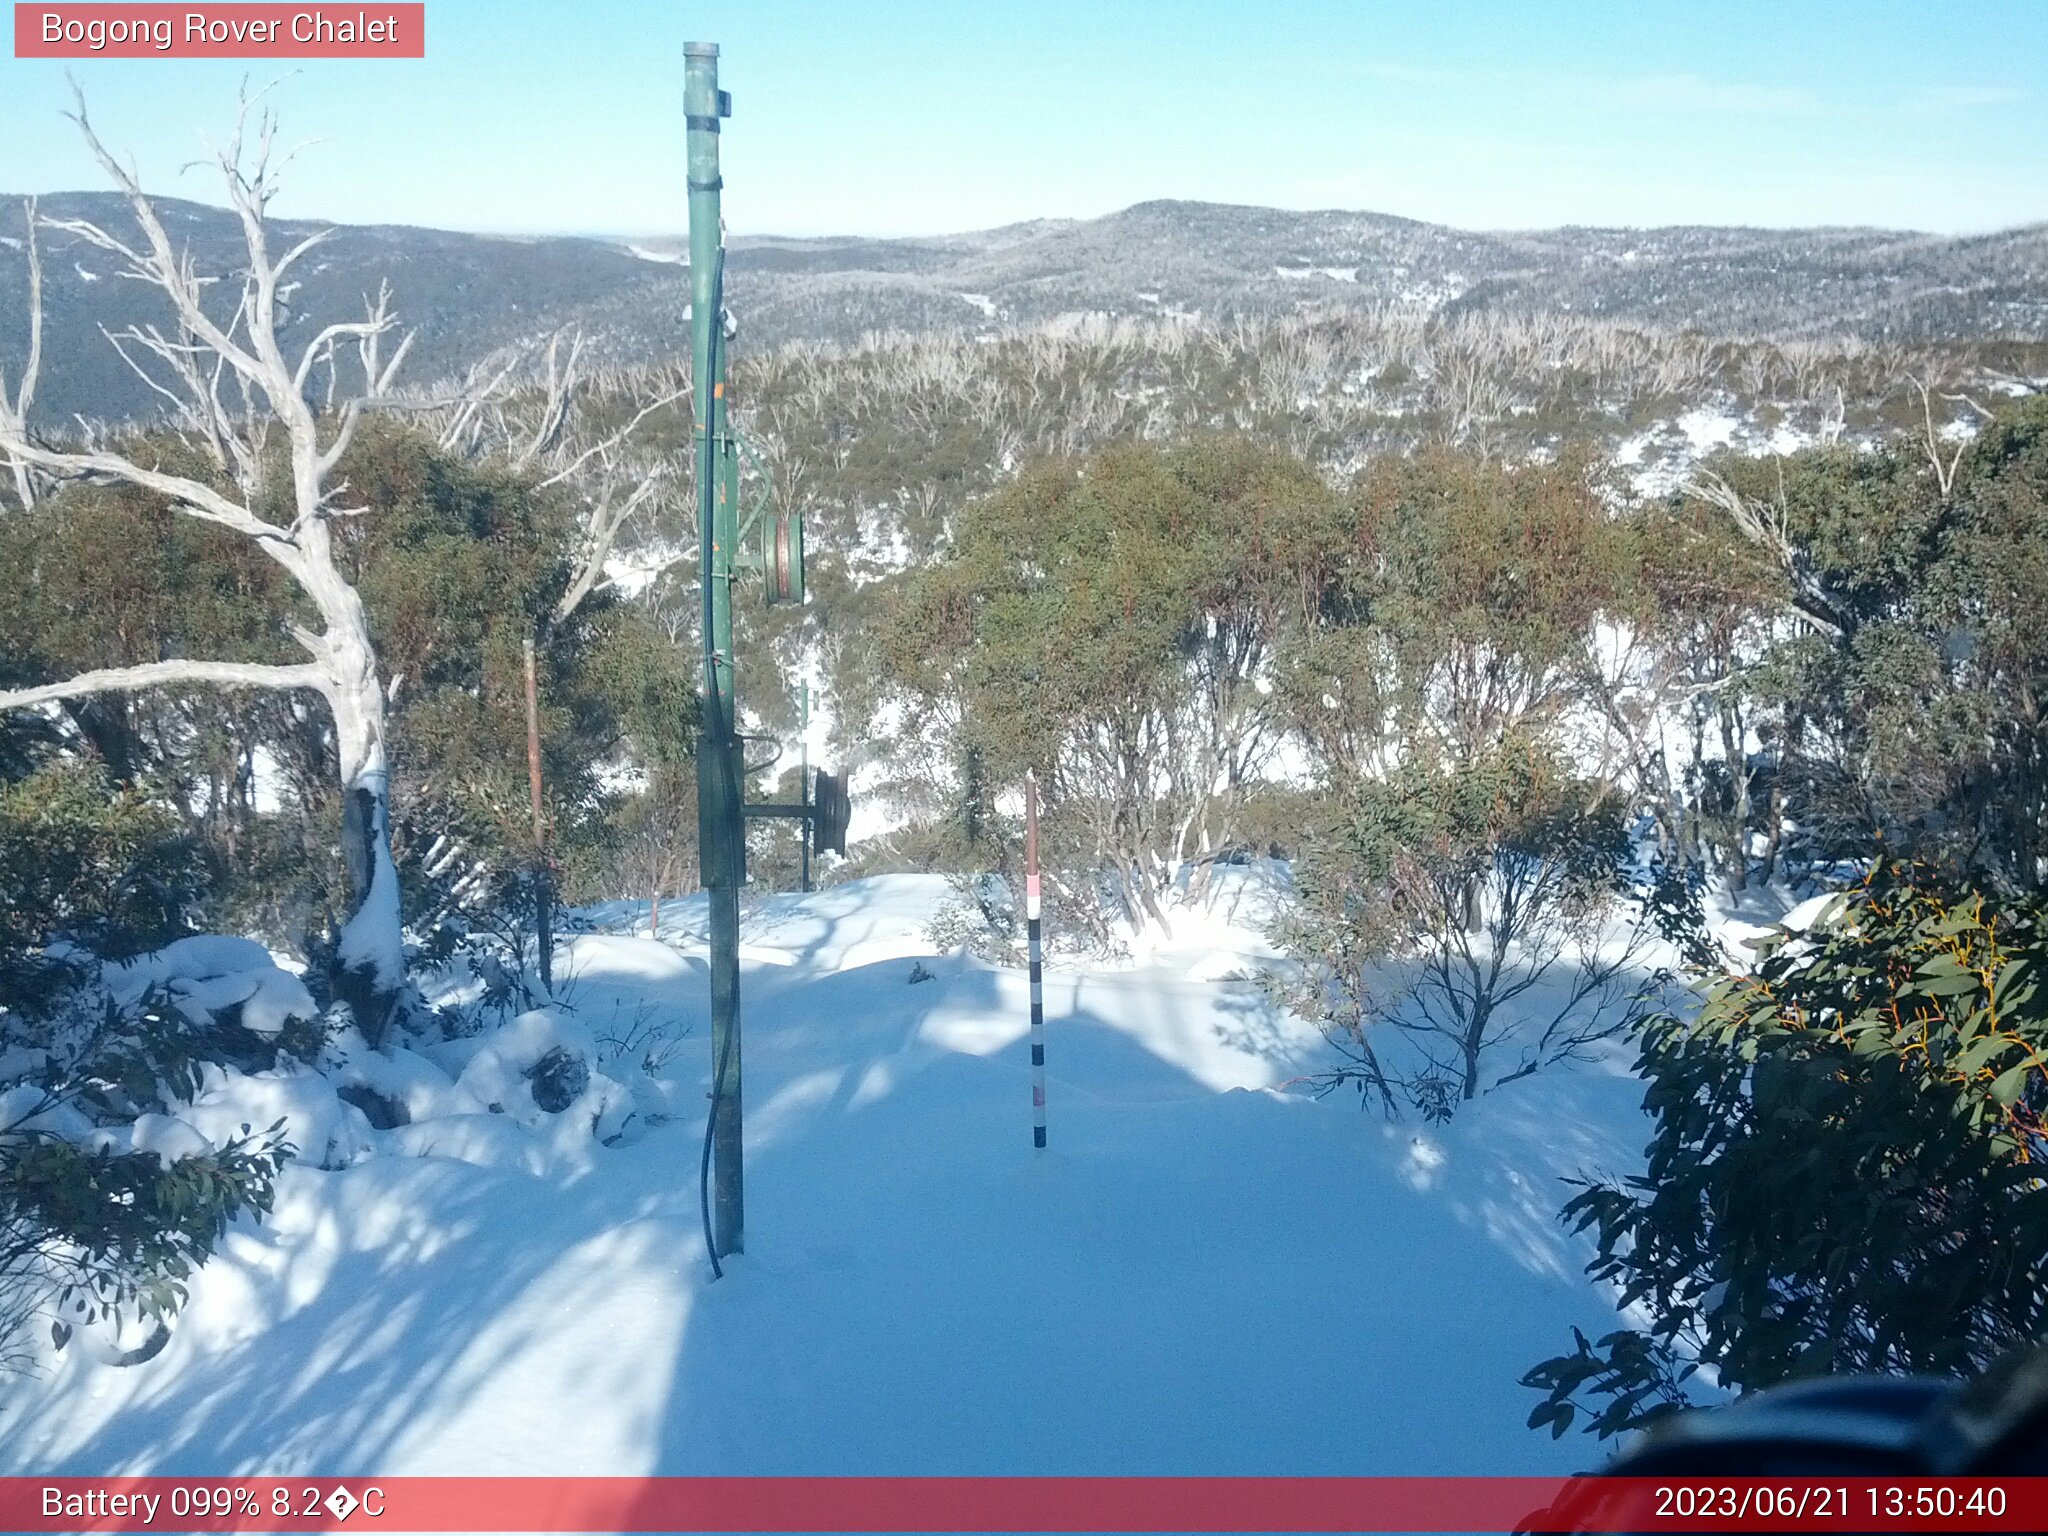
(1273, 265), (1359, 283)
(601, 538), (688, 600)
(1616, 399), (1837, 497)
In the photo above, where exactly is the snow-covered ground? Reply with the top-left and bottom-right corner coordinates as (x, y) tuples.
(0, 875), (1658, 1478)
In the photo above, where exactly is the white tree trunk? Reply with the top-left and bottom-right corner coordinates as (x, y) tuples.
(318, 587), (405, 1036)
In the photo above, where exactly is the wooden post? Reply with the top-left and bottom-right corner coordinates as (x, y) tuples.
(800, 680), (812, 894)
(1027, 771), (1046, 1149)
(523, 633), (553, 994)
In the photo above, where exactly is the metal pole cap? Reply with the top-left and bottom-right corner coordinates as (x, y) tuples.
(684, 41), (720, 57)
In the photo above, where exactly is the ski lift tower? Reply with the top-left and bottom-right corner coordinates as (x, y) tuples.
(686, 42), (851, 1267)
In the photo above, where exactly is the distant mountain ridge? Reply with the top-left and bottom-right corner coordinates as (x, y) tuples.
(3, 192), (2044, 425)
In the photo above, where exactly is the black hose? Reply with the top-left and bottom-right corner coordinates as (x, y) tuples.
(698, 992), (734, 1281)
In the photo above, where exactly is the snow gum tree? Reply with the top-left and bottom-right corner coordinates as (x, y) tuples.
(879, 436), (1341, 939)
(1277, 735), (1651, 1114)
(1683, 398), (2048, 889)
(0, 89), (416, 1040)
(1272, 451), (1654, 1112)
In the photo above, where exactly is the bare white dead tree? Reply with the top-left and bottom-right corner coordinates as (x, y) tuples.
(0, 86), (417, 1041)
(1908, 373), (1971, 499)
(397, 327), (690, 630)
(1686, 465), (1847, 640)
(0, 197), (43, 511)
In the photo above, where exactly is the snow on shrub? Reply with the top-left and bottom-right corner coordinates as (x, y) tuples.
(177, 1062), (374, 1171)
(104, 935), (318, 1038)
(315, 1024), (485, 1128)
(455, 1010), (637, 1144)
(123, 1112), (214, 1168)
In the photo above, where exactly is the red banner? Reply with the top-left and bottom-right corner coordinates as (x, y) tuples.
(2, 1477), (2047, 1533)
(13, 5), (424, 58)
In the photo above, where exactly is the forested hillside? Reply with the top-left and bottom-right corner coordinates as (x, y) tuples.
(4, 192), (2046, 422)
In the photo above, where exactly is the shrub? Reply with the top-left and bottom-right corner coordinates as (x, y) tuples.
(1523, 862), (2048, 1439)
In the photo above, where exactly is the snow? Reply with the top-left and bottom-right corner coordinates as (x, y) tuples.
(178, 1062), (376, 1170)
(453, 1009), (637, 1146)
(248, 746), (292, 815)
(106, 935), (317, 1036)
(0, 1083), (91, 1141)
(1676, 406), (1741, 456)
(127, 1111), (214, 1168)
(1615, 403), (1838, 497)
(600, 537), (687, 600)
(335, 767), (405, 994)
(0, 875), (1656, 1478)
(955, 292), (998, 318)
(318, 1025), (487, 1125)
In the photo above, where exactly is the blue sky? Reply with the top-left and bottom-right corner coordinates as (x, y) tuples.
(1, 1), (2042, 237)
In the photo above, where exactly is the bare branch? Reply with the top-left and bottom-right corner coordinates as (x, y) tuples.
(534, 382), (688, 490)
(1908, 374), (1968, 499)
(98, 323), (196, 418)
(553, 472), (666, 626)
(61, 83), (272, 389)
(293, 316), (389, 396)
(0, 435), (292, 545)
(0, 658), (326, 712)
(0, 197), (43, 510)
(514, 329), (585, 468)
(1686, 469), (1845, 638)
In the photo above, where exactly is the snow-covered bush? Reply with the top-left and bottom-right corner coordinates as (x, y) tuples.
(453, 1010), (638, 1145)
(0, 763), (309, 1371)
(0, 954), (305, 1373)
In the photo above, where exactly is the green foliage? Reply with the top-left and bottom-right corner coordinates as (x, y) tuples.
(0, 421), (696, 950)
(1285, 449), (1627, 767)
(1269, 451), (1656, 1112)
(0, 760), (297, 1372)
(3, 1115), (291, 1368)
(881, 435), (1340, 936)
(337, 423), (692, 907)
(0, 943), (308, 1370)
(1686, 397), (2048, 885)
(0, 450), (315, 904)
(0, 761), (200, 1010)
(1525, 862), (2048, 1438)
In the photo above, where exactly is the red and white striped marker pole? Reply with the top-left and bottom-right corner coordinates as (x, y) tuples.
(1026, 771), (1047, 1150)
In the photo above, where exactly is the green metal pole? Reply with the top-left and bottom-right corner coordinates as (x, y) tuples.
(687, 40), (743, 1261)
(800, 681), (811, 894)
